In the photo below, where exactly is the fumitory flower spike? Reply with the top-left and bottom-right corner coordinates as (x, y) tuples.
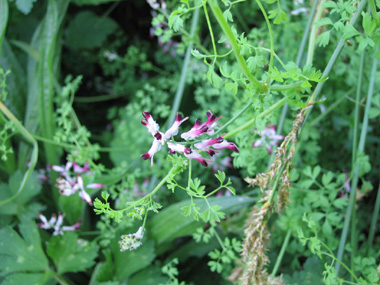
(141, 110), (239, 167)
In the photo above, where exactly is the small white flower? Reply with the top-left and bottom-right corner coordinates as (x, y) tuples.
(38, 213), (81, 236)
(119, 227), (145, 251)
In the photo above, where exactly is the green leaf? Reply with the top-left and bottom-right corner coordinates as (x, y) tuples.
(14, 0), (37, 15)
(316, 31), (330, 47)
(168, 11), (184, 32)
(215, 170), (226, 184)
(149, 196), (255, 244)
(0, 217), (48, 275)
(322, 172), (334, 187)
(315, 17), (333, 27)
(362, 12), (376, 35)
(0, 0), (8, 53)
(72, 0), (121, 5)
(322, 220), (332, 236)
(223, 9), (233, 22)
(283, 258), (324, 285)
(47, 231), (98, 274)
(225, 82), (238, 95)
(0, 170), (42, 217)
(65, 11), (118, 50)
(112, 237), (155, 281)
(342, 24), (360, 40)
(127, 265), (167, 285)
(191, 49), (206, 59)
(268, 7), (287, 24)
(332, 198), (348, 209)
(1, 273), (48, 285)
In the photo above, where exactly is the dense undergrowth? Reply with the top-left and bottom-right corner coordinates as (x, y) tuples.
(0, 0), (380, 284)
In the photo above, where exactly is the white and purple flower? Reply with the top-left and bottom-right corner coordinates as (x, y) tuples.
(141, 111), (239, 167)
(38, 213), (81, 236)
(252, 124), (284, 154)
(52, 162), (104, 205)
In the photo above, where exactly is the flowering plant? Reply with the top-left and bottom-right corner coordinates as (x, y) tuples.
(0, 0), (379, 284)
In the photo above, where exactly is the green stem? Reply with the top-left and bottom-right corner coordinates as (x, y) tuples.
(349, 51), (365, 278)
(271, 229), (291, 277)
(335, 49), (377, 276)
(255, 0), (275, 70)
(167, 8), (200, 126)
(215, 100), (253, 135)
(223, 98), (286, 139)
(51, 272), (70, 285)
(142, 209), (149, 229)
(187, 159), (192, 189)
(319, 241), (360, 284)
(120, 166), (177, 214)
(296, 0), (320, 65)
(207, 0), (266, 91)
(213, 228), (226, 251)
(0, 102), (38, 206)
(203, 1), (218, 58)
(352, 52), (365, 165)
(74, 93), (124, 103)
(270, 81), (303, 92)
(306, 0), (327, 65)
(368, 183), (380, 251)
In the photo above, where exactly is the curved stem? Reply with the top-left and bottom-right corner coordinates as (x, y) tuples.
(255, 0), (275, 70)
(0, 101), (38, 206)
(203, 1), (218, 58)
(207, 0), (266, 91)
(335, 48), (377, 275)
(215, 100), (253, 135)
(167, 8), (200, 126)
(306, 0), (327, 66)
(271, 229), (291, 277)
(224, 98), (286, 139)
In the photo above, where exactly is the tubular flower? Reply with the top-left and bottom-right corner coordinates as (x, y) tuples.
(164, 113), (188, 140)
(141, 137), (162, 167)
(52, 162), (104, 205)
(181, 119), (209, 140)
(141, 111), (238, 167)
(252, 124), (284, 154)
(38, 213), (81, 236)
(184, 149), (211, 167)
(212, 139), (239, 152)
(141, 112), (160, 137)
(119, 227), (145, 251)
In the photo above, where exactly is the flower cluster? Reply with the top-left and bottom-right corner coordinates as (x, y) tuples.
(51, 162), (104, 205)
(141, 111), (239, 167)
(252, 124), (284, 154)
(119, 227), (145, 251)
(37, 213), (81, 236)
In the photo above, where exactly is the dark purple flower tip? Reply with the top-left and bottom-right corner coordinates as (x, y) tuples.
(193, 119), (202, 128)
(175, 113), (183, 122)
(200, 160), (208, 167)
(154, 132), (162, 140)
(207, 149), (216, 156)
(215, 137), (224, 144)
(141, 119), (147, 126)
(184, 148), (192, 155)
(141, 153), (150, 160)
(231, 144), (239, 153)
(200, 125), (209, 133)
